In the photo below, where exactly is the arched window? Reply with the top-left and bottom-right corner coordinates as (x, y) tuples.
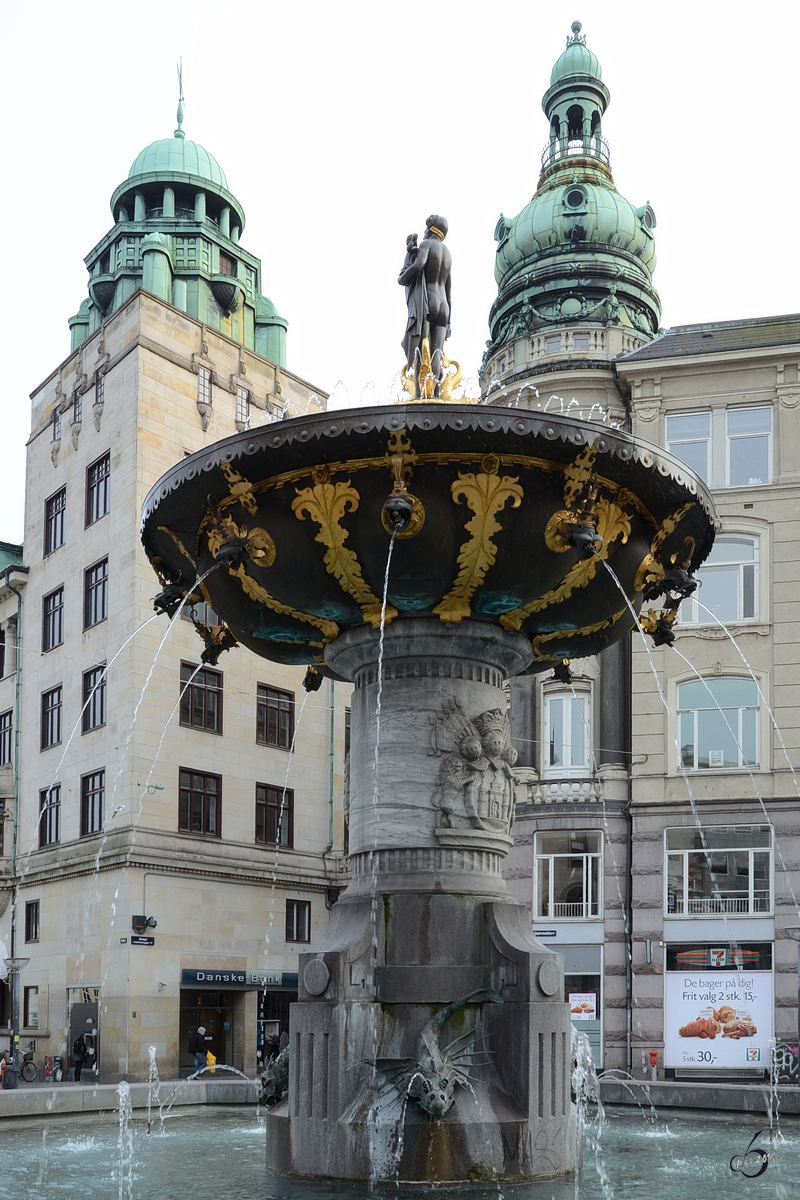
(678, 677), (759, 770)
(543, 688), (591, 776)
(680, 534), (758, 625)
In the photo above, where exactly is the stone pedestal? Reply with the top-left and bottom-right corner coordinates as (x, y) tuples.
(265, 619), (575, 1183)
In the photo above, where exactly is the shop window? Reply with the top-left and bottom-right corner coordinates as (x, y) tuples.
(39, 785), (61, 847)
(678, 676), (758, 770)
(23, 986), (39, 1029)
(285, 899), (311, 942)
(41, 685), (62, 750)
(256, 784), (293, 846)
(727, 407), (772, 487)
(81, 769), (105, 836)
(535, 830), (602, 919)
(666, 411), (711, 482)
(180, 662), (223, 733)
(85, 452), (110, 525)
(82, 665), (107, 732)
(679, 535), (758, 625)
(257, 685), (293, 749)
(84, 558), (108, 627)
(543, 689), (590, 775)
(25, 900), (40, 942)
(666, 824), (772, 916)
(179, 768), (221, 837)
(0, 709), (12, 765)
(42, 586), (64, 651)
(44, 487), (66, 556)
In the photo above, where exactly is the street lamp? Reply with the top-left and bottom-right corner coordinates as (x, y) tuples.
(3, 956), (29, 1058)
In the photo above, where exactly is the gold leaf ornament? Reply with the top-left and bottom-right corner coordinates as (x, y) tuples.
(433, 461), (523, 623)
(292, 478), (398, 629)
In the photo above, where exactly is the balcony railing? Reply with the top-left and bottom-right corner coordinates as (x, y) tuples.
(527, 776), (602, 805)
(673, 896), (771, 915)
(540, 135), (611, 173)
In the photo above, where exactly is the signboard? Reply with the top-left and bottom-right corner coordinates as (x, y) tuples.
(534, 930), (557, 939)
(131, 936), (155, 946)
(569, 992), (597, 1020)
(664, 971), (773, 1069)
(180, 969), (299, 989)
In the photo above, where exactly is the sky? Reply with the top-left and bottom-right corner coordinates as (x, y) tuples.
(2, 0), (798, 544)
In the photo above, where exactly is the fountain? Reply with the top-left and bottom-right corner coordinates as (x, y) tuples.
(140, 217), (716, 1184)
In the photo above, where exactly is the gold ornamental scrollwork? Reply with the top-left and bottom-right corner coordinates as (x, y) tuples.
(433, 456), (523, 624)
(562, 445), (597, 509)
(400, 337), (473, 403)
(500, 498), (632, 631)
(292, 472), (399, 629)
(531, 606), (629, 662)
(219, 461), (259, 515)
(650, 502), (696, 557)
(206, 515), (277, 568)
(383, 430), (425, 538)
(229, 563), (336, 644)
(634, 553), (665, 594)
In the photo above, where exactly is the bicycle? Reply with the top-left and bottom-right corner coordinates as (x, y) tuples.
(1, 1048), (37, 1082)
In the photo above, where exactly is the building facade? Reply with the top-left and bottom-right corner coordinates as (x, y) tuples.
(490, 24), (800, 1080)
(0, 119), (350, 1082)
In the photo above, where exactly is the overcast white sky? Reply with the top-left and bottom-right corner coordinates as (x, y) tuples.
(2, 1), (798, 544)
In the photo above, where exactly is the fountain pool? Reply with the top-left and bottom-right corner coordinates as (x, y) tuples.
(1, 1106), (799, 1199)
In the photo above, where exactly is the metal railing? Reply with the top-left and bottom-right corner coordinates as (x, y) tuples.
(675, 896), (771, 915)
(540, 135), (611, 172)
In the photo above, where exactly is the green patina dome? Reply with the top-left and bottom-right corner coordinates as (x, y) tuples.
(550, 21), (601, 84)
(128, 132), (228, 189)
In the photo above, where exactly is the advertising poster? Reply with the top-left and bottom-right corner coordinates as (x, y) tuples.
(568, 992), (597, 1021)
(664, 970), (773, 1069)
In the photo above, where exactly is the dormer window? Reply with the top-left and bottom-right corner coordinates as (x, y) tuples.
(219, 253), (235, 277)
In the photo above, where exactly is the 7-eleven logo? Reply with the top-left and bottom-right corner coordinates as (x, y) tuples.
(746, 1048), (761, 1062)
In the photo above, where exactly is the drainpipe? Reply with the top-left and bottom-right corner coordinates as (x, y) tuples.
(625, 794), (633, 1075)
(326, 680), (335, 853)
(5, 574), (23, 1057)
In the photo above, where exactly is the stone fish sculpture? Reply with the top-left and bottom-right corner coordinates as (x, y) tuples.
(374, 987), (501, 1119)
(259, 1042), (289, 1106)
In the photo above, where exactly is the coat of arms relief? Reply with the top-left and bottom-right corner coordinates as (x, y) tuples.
(429, 699), (518, 853)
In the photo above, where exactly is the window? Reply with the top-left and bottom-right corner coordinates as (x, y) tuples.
(546, 338), (561, 354)
(44, 488), (66, 556)
(544, 690), (590, 775)
(198, 367), (212, 407)
(73, 389), (82, 424)
(180, 662), (223, 733)
(219, 253), (235, 277)
(535, 831), (602, 919)
(285, 899), (311, 942)
(727, 407), (772, 487)
(0, 709), (11, 765)
(680, 535), (758, 625)
(25, 900), (40, 942)
(53, 408), (61, 441)
(82, 665), (107, 732)
(678, 676), (758, 770)
(256, 784), (293, 846)
(84, 558), (108, 628)
(95, 370), (105, 406)
(236, 386), (250, 427)
(85, 452), (110, 525)
(42, 586), (64, 651)
(80, 769), (105, 836)
(179, 769), (221, 836)
(23, 987), (39, 1029)
(41, 686), (62, 750)
(181, 600), (219, 626)
(573, 335), (589, 350)
(666, 825), (772, 916)
(666, 411), (710, 482)
(257, 686), (294, 749)
(39, 785), (61, 846)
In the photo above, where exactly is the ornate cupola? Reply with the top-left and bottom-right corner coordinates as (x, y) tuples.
(480, 21), (661, 418)
(68, 96), (287, 365)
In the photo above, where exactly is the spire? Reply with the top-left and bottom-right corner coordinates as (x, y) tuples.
(175, 58), (185, 140)
(567, 19), (586, 46)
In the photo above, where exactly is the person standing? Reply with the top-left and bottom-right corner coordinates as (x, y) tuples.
(189, 1026), (208, 1074)
(73, 1034), (89, 1083)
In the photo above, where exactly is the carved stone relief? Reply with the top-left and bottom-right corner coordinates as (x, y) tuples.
(429, 699), (518, 842)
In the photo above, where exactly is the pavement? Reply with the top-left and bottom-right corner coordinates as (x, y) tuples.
(0, 1074), (258, 1120)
